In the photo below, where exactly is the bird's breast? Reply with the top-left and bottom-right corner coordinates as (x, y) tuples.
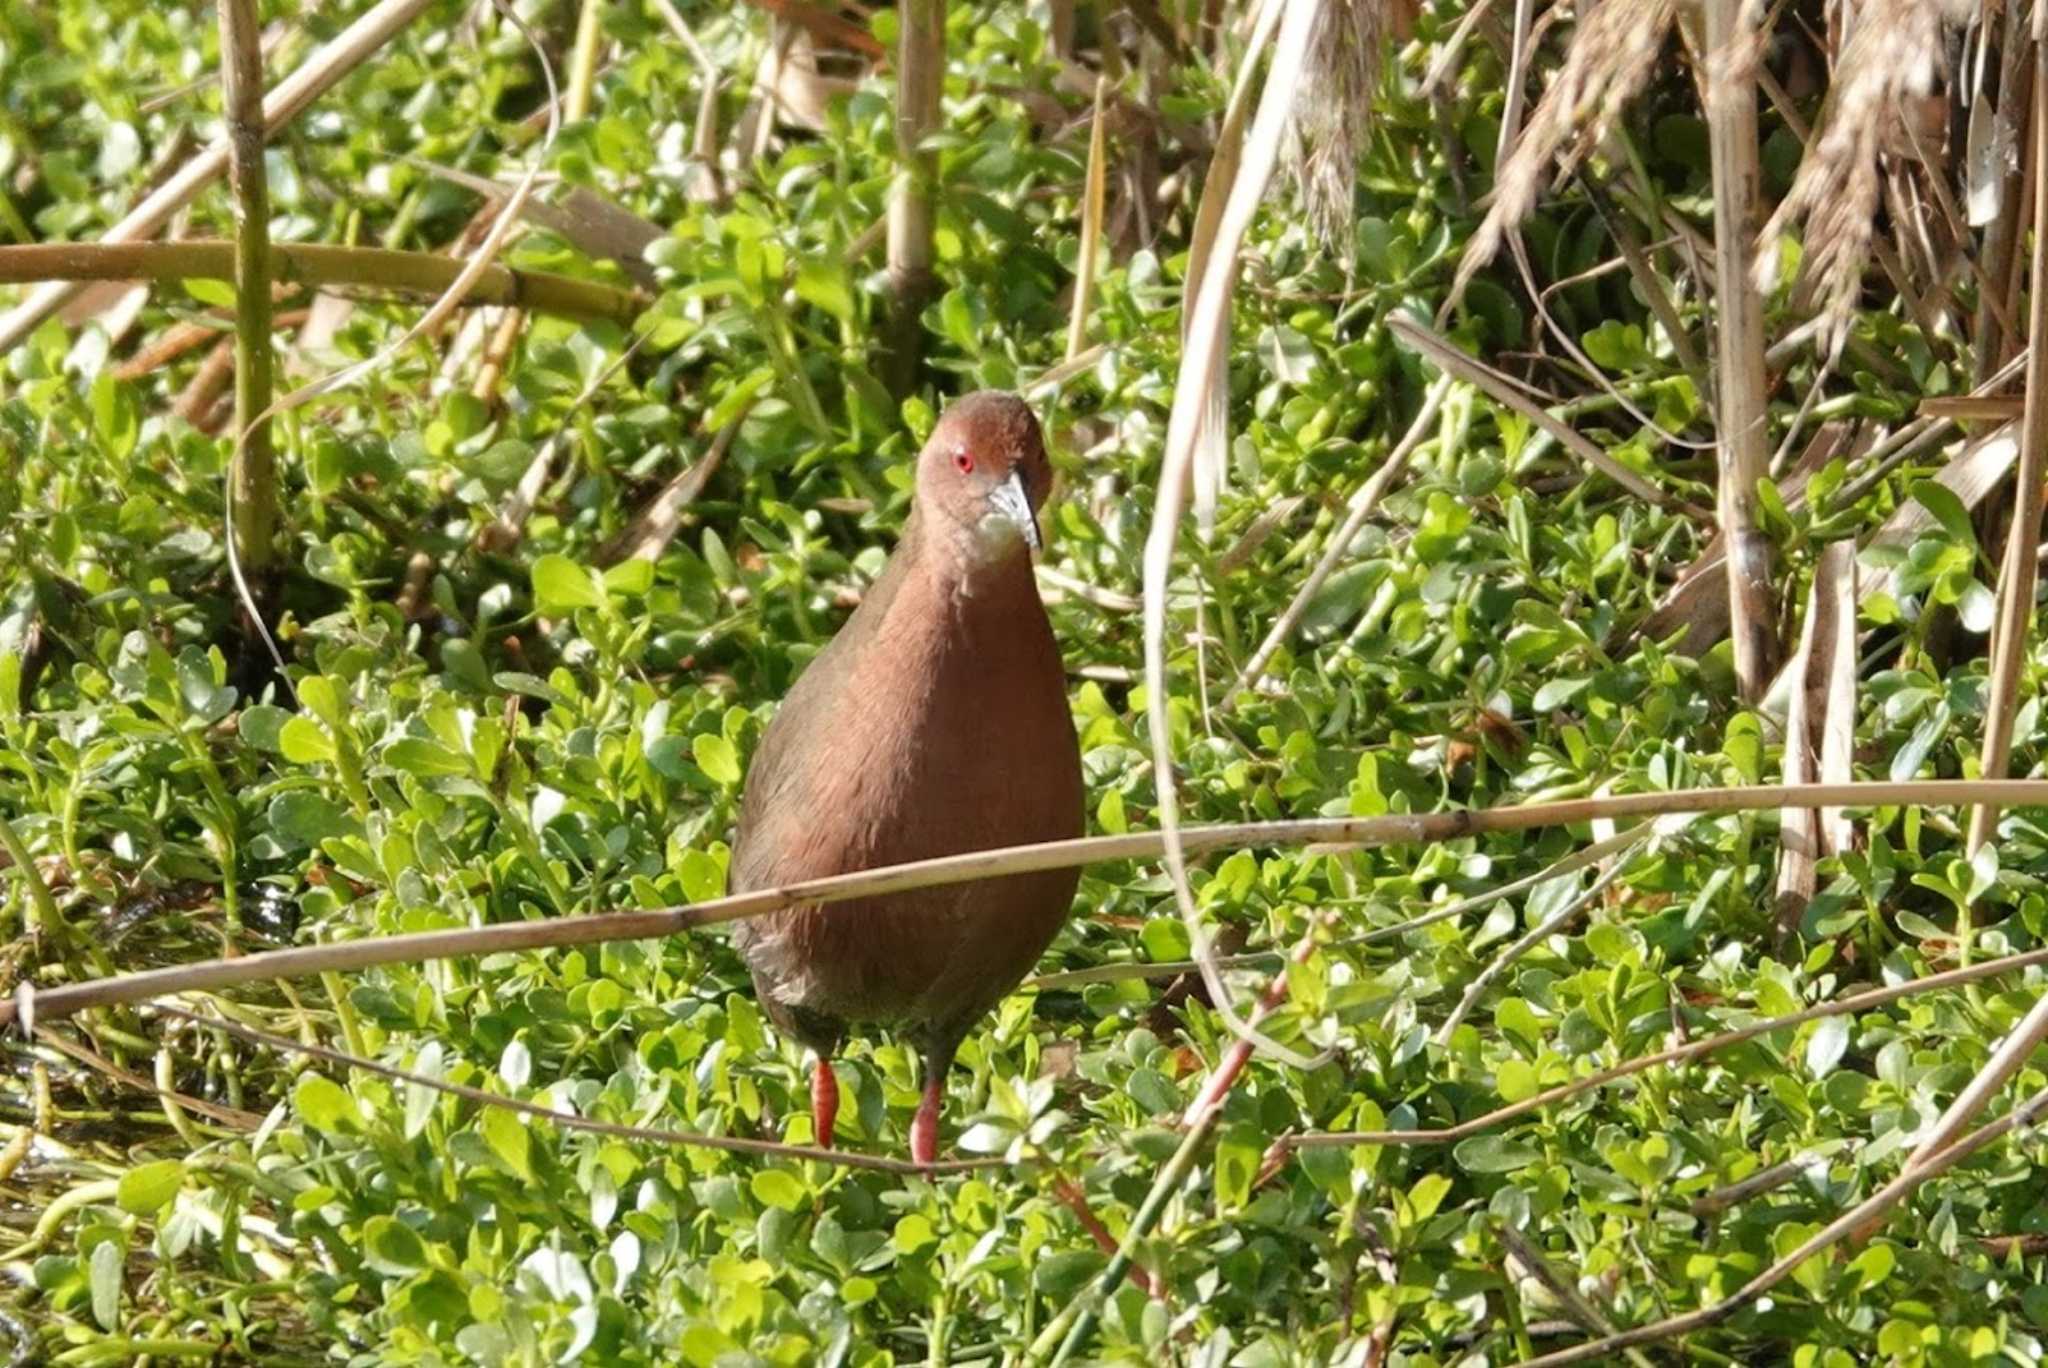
(729, 550), (1082, 1030)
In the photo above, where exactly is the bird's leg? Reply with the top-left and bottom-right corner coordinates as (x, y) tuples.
(910, 1041), (958, 1169)
(910, 1072), (944, 1169)
(811, 1056), (839, 1150)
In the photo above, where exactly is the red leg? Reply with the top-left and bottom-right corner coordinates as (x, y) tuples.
(910, 1070), (944, 1168)
(811, 1056), (839, 1150)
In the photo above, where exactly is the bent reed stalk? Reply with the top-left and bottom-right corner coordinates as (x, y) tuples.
(11, 779), (2048, 1028)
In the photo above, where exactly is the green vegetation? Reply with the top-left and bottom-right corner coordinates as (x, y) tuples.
(4, 1), (2048, 1364)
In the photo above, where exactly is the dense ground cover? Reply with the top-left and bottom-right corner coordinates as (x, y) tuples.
(6, 1), (2048, 1363)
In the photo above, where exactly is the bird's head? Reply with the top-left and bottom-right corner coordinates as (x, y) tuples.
(915, 391), (1053, 563)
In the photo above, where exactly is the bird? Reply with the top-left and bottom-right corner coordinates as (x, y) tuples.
(729, 390), (1084, 1169)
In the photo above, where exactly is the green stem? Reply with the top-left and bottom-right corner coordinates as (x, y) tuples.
(181, 734), (243, 932)
(927, 1285), (950, 1367)
(0, 807), (65, 950)
(322, 971), (370, 1062)
(1031, 1113), (1217, 1364)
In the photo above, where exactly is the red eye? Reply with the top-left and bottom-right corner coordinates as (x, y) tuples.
(953, 451), (975, 474)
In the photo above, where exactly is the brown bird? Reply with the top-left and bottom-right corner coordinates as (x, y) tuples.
(730, 391), (1084, 1168)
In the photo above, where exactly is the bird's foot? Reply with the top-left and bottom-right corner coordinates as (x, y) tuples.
(811, 1057), (838, 1151)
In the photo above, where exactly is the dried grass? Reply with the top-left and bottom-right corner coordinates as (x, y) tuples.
(1456, 0), (1680, 294)
(1285, 0), (1386, 250)
(1753, 0), (1952, 335)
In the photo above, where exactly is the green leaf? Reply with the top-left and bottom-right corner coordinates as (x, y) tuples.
(1957, 579), (1996, 633)
(296, 675), (346, 732)
(1400, 1173), (1453, 1228)
(90, 372), (139, 460)
(1851, 1243), (1896, 1290)
(1139, 916), (1190, 963)
(384, 737), (470, 777)
(750, 1169), (805, 1212)
(795, 259), (855, 321)
(294, 1074), (357, 1132)
(693, 733), (740, 786)
(893, 1213), (937, 1255)
(707, 366), (775, 431)
(532, 553), (603, 613)
(1096, 786), (1128, 835)
(1889, 703), (1950, 782)
(1494, 1059), (1539, 1102)
(277, 715), (336, 764)
(1968, 841), (2000, 903)
(117, 1159), (184, 1214)
(267, 791), (356, 848)
(1910, 480), (1975, 546)
(90, 1238), (122, 1330)
(1297, 1143), (1353, 1198)
(1215, 1124), (1261, 1208)
(181, 277), (238, 308)
(1581, 319), (1649, 370)
(481, 1107), (532, 1181)
(1453, 1134), (1542, 1173)
(1805, 1015), (1850, 1078)
(678, 847), (725, 903)
(237, 704), (291, 751)
(404, 1042), (444, 1140)
(603, 557), (654, 597)
(363, 1216), (431, 1277)
(1531, 676), (1589, 712)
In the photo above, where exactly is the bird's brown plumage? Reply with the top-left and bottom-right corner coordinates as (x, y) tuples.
(729, 391), (1083, 1163)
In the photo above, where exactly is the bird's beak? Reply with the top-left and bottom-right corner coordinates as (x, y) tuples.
(988, 467), (1041, 551)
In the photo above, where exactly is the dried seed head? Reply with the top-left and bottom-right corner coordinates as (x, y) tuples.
(1455, 0), (1681, 297)
(1755, 0), (1952, 341)
(1286, 0), (1388, 253)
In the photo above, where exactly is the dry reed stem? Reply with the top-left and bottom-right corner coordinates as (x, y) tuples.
(600, 410), (751, 565)
(223, 0), (566, 687)
(219, 0), (277, 578)
(1034, 922), (1324, 1363)
(1904, 124), (2048, 1171)
(1702, 0), (1777, 702)
(1152, 0), (1333, 1073)
(1067, 75), (1111, 360)
(480, 335), (648, 554)
(646, 0), (728, 203)
(0, 0), (438, 357)
(1688, 1142), (1856, 1218)
(13, 779), (2048, 1031)
(1495, 1222), (1654, 1368)
(1966, 3), (2032, 381)
(883, 0), (944, 395)
(1812, 542), (1859, 856)
(1176, 0), (1291, 534)
(1291, 938), (2048, 1151)
(1436, 860), (1628, 1045)
(32, 1026), (267, 1132)
(1772, 542), (1856, 932)
(0, 242), (645, 323)
(1965, 37), (2048, 859)
(1029, 822), (1654, 991)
